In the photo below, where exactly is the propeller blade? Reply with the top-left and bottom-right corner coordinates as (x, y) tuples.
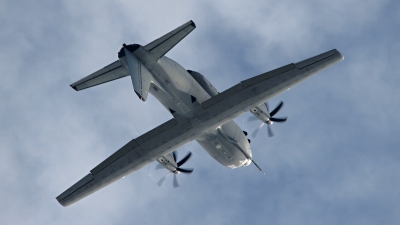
(176, 167), (194, 174)
(264, 102), (269, 112)
(251, 123), (265, 138)
(270, 117), (287, 122)
(177, 151), (192, 167)
(173, 174), (179, 188)
(270, 101), (284, 117)
(172, 151), (177, 162)
(267, 124), (274, 137)
(157, 172), (171, 187)
(247, 116), (259, 123)
(155, 163), (164, 170)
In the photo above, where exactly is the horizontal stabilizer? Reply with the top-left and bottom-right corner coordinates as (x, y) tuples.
(70, 60), (129, 91)
(144, 20), (196, 59)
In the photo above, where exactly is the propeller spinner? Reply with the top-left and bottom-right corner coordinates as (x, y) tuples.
(248, 101), (287, 138)
(156, 151), (194, 188)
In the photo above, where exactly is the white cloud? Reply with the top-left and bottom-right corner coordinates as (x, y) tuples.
(0, 0), (399, 224)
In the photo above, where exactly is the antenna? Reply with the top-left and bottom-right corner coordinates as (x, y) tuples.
(251, 159), (265, 175)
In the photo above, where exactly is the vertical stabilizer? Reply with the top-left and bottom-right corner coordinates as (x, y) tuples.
(124, 48), (153, 101)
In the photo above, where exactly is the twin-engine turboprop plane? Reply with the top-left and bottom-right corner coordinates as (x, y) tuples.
(56, 20), (344, 207)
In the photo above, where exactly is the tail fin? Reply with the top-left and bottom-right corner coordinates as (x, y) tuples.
(124, 48), (153, 101)
(70, 20), (196, 98)
(118, 20), (196, 101)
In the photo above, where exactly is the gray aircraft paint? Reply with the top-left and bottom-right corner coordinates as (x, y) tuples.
(57, 21), (343, 207)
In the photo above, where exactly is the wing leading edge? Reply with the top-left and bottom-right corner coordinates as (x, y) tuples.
(57, 49), (343, 207)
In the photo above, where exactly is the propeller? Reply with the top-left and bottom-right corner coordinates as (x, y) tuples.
(249, 101), (287, 138)
(157, 151), (194, 188)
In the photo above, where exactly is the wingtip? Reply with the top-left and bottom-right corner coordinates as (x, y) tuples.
(56, 197), (68, 207)
(332, 49), (344, 61)
(70, 85), (78, 91)
(337, 50), (344, 61)
(190, 20), (196, 28)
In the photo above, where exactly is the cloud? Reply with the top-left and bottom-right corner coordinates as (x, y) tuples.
(0, 0), (399, 224)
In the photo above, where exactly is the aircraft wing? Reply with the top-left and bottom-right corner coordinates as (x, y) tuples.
(57, 49), (343, 207)
(56, 118), (199, 207)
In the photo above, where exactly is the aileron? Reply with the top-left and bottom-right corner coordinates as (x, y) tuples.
(295, 49), (341, 69)
(241, 63), (296, 88)
(56, 173), (93, 202)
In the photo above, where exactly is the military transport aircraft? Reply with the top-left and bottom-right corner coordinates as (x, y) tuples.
(56, 20), (343, 207)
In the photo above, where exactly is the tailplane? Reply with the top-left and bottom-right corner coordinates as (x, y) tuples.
(143, 20), (196, 59)
(70, 20), (196, 101)
(70, 60), (129, 91)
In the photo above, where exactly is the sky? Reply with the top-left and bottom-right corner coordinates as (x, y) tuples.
(1, 0), (400, 224)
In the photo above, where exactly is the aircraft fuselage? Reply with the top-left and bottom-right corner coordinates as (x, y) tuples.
(57, 20), (343, 207)
(119, 52), (252, 169)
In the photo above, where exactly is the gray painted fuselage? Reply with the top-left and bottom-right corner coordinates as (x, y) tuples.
(57, 46), (343, 207)
(57, 20), (343, 207)
(127, 55), (252, 169)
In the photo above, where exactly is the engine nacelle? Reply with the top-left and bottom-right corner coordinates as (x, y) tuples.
(249, 103), (271, 123)
(196, 121), (252, 169)
(156, 153), (178, 172)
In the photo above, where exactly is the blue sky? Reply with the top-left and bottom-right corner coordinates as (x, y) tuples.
(1, 1), (400, 224)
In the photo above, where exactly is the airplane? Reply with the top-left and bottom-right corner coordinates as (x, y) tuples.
(56, 20), (344, 207)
